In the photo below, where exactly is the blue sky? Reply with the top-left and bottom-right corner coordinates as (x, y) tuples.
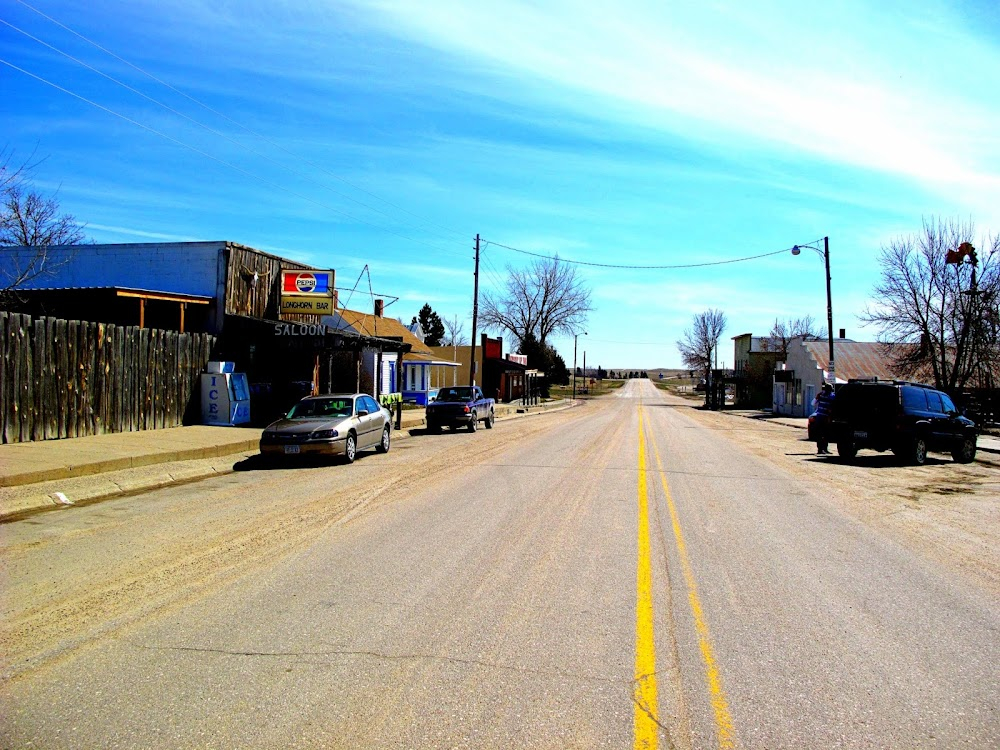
(3, 0), (999, 369)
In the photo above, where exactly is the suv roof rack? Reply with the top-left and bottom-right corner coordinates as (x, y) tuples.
(846, 377), (936, 389)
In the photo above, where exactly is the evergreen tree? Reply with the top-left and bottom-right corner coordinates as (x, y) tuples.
(416, 303), (446, 346)
(518, 332), (569, 390)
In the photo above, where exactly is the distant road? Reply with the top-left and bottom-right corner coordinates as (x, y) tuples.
(2, 379), (997, 748)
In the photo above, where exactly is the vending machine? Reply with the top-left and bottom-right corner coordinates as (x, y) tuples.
(201, 362), (251, 426)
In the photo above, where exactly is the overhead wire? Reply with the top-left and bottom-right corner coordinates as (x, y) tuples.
(13, 0), (471, 245)
(6, 4), (808, 279)
(7, 0), (826, 341)
(479, 249), (507, 291)
(0, 57), (470, 260)
(481, 239), (805, 270)
(0, 17), (459, 247)
(585, 336), (676, 346)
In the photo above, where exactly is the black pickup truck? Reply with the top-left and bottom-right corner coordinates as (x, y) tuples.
(425, 386), (495, 432)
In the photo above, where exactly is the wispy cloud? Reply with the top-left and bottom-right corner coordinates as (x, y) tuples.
(87, 223), (204, 242)
(350, 1), (1000, 215)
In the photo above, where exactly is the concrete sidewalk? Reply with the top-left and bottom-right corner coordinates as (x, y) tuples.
(0, 399), (571, 520)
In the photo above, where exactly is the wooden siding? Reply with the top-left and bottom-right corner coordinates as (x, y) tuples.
(223, 243), (314, 322)
(0, 311), (215, 443)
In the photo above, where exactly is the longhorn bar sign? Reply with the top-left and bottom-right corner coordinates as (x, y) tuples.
(280, 270), (336, 315)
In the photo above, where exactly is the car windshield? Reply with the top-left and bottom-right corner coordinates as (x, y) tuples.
(287, 398), (352, 419)
(436, 387), (474, 402)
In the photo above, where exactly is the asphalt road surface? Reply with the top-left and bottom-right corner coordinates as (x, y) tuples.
(2, 379), (997, 748)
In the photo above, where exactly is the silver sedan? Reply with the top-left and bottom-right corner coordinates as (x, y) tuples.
(259, 393), (392, 463)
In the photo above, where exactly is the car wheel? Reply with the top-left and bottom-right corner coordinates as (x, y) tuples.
(344, 433), (357, 463)
(485, 409), (494, 429)
(376, 426), (391, 453)
(951, 437), (976, 464)
(911, 437), (928, 466)
(468, 412), (478, 432)
(836, 440), (857, 461)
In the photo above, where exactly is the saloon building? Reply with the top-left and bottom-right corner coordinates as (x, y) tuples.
(1, 241), (411, 425)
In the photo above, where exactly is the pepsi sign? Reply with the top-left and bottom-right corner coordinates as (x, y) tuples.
(281, 270), (334, 296)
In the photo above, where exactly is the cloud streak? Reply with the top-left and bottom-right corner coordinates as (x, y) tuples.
(352, 1), (1000, 214)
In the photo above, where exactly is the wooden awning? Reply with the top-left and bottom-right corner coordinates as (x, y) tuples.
(115, 288), (211, 332)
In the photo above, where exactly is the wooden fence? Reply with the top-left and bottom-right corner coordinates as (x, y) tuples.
(1, 312), (216, 443)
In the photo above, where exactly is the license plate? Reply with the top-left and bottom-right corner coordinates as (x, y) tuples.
(284, 445), (300, 454)
(854, 431), (868, 440)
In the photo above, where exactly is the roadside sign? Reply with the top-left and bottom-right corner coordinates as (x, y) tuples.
(280, 269), (335, 317)
(282, 270), (333, 295)
(280, 295), (336, 315)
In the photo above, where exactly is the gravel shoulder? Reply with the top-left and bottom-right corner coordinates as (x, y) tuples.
(677, 401), (1000, 595)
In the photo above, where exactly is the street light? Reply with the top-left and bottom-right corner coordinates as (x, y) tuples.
(792, 236), (835, 384)
(572, 331), (587, 400)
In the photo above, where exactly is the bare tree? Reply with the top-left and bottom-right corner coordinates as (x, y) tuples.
(442, 314), (468, 347)
(1, 149), (86, 298)
(761, 315), (823, 358)
(861, 217), (999, 390)
(677, 308), (728, 379)
(0, 145), (35, 192)
(480, 256), (592, 349)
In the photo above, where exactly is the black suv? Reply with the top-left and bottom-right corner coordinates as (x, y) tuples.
(827, 379), (977, 465)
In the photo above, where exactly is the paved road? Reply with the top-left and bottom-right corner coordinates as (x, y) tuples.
(2, 379), (997, 748)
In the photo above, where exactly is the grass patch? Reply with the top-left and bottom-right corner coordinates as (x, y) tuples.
(549, 379), (626, 399)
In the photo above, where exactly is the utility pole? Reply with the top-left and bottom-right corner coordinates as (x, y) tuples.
(469, 234), (480, 387)
(823, 236), (835, 385)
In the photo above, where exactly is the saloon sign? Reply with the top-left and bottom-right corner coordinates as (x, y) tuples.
(280, 269), (335, 315)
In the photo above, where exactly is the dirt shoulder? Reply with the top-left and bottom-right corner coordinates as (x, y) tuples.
(679, 403), (1000, 595)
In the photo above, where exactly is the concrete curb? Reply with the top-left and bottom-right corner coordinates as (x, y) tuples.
(0, 457), (254, 521)
(0, 438), (261, 488)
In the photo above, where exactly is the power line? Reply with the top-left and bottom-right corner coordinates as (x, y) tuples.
(0, 57), (469, 260)
(478, 249), (507, 291)
(584, 337), (674, 346)
(0, 16), (448, 242)
(13, 0), (471, 245)
(482, 239), (803, 270)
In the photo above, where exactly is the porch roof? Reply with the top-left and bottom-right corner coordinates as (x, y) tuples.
(404, 352), (461, 367)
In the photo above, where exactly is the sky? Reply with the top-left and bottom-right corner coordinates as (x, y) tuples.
(3, 0), (999, 369)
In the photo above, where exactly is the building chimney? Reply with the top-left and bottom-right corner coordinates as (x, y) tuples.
(839, 328), (846, 339)
(374, 299), (384, 318)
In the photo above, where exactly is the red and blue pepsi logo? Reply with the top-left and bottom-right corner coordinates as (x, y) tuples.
(282, 271), (331, 295)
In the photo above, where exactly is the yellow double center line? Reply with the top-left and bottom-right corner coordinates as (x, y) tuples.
(634, 406), (736, 750)
(634, 409), (659, 748)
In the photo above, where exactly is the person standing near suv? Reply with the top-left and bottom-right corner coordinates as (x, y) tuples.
(812, 382), (835, 454)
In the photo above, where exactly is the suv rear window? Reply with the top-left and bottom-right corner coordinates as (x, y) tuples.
(836, 383), (899, 420)
(901, 387), (927, 411)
